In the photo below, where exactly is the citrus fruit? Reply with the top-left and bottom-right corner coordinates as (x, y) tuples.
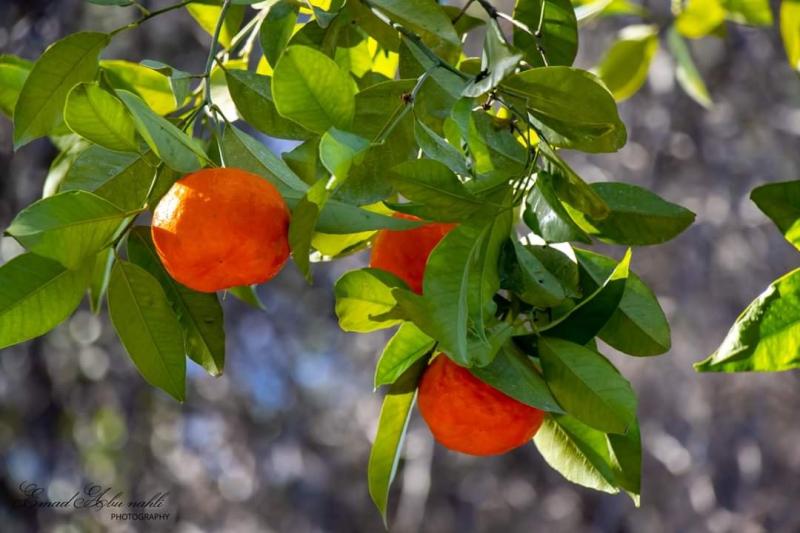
(151, 168), (290, 293)
(369, 213), (455, 294)
(418, 354), (545, 456)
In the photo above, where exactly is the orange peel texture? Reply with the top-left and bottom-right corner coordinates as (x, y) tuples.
(418, 354), (545, 456)
(369, 213), (455, 294)
(151, 168), (290, 293)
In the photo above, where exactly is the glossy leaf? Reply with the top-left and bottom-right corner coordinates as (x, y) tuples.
(14, 32), (109, 148)
(260, 0), (298, 68)
(524, 172), (591, 243)
(128, 227), (225, 377)
(539, 143), (610, 219)
(596, 25), (659, 102)
(272, 45), (356, 134)
(101, 60), (178, 115)
(513, 0), (578, 67)
(117, 90), (205, 173)
(368, 0), (460, 50)
(335, 268), (409, 332)
(389, 159), (483, 221)
(107, 260), (186, 401)
(368, 358), (426, 525)
(463, 19), (522, 97)
(375, 322), (435, 388)
(499, 239), (566, 307)
(539, 337), (637, 434)
(6, 190), (133, 269)
(750, 180), (800, 250)
(0, 253), (92, 349)
(414, 120), (470, 176)
(696, 268), (800, 372)
(569, 182), (695, 245)
(64, 82), (139, 152)
(576, 249), (671, 356)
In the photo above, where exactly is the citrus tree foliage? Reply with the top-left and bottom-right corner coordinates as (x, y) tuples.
(0, 0), (714, 522)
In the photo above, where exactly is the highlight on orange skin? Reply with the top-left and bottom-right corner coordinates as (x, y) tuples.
(418, 354), (545, 456)
(368, 213), (455, 294)
(151, 167), (290, 293)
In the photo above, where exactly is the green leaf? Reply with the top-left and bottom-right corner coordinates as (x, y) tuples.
(101, 60), (178, 115)
(64, 82), (139, 152)
(335, 268), (409, 332)
(503, 67), (626, 153)
(723, 0), (773, 26)
(319, 128), (370, 185)
(534, 415), (618, 494)
(260, 0), (299, 68)
(499, 238), (567, 307)
(375, 322), (435, 388)
(228, 285), (266, 310)
(289, 179), (329, 280)
(186, 2), (246, 48)
(368, 358), (426, 525)
(0, 55), (32, 117)
(6, 190), (134, 269)
(539, 337), (637, 434)
(414, 120), (470, 176)
(140, 60), (193, 108)
(696, 268), (800, 372)
(225, 70), (312, 140)
(542, 249), (630, 345)
(675, 0), (726, 38)
(0, 253), (92, 349)
(539, 142), (610, 219)
(608, 418), (642, 501)
(463, 19), (523, 97)
(750, 180), (800, 250)
(272, 45), (356, 134)
(107, 260), (186, 401)
(596, 25), (659, 102)
(13, 32), (109, 148)
(524, 172), (591, 243)
(117, 90), (205, 173)
(575, 249), (671, 356)
(667, 26), (713, 109)
(389, 159), (483, 220)
(782, 0), (800, 71)
(513, 0), (578, 68)
(471, 344), (564, 413)
(89, 247), (114, 314)
(368, 0), (460, 50)
(569, 182), (695, 245)
(60, 146), (158, 211)
(128, 227), (225, 377)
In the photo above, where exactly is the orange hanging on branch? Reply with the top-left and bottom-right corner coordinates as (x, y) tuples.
(418, 354), (545, 456)
(152, 168), (290, 293)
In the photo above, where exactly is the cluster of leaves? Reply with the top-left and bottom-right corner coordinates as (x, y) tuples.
(581, 0), (794, 108)
(696, 181), (800, 373)
(0, 0), (707, 523)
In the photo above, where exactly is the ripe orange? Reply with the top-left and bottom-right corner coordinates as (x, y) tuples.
(418, 354), (545, 456)
(151, 168), (290, 293)
(369, 213), (455, 294)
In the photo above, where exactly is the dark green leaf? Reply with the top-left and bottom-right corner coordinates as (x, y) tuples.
(513, 0), (578, 67)
(500, 238), (566, 307)
(463, 19), (522, 97)
(539, 142), (609, 219)
(575, 249), (671, 356)
(524, 172), (591, 243)
(539, 337), (637, 433)
(389, 159), (483, 220)
(414, 120), (470, 176)
(368, 0), (460, 50)
(751, 180), (800, 250)
(89, 248), (114, 314)
(260, 0), (299, 67)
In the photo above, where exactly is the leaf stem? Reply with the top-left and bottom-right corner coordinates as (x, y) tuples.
(451, 0), (476, 24)
(111, 0), (196, 36)
(203, 0), (233, 112)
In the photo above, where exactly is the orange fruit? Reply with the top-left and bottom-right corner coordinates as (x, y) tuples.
(418, 354), (545, 456)
(369, 213), (455, 294)
(151, 168), (290, 293)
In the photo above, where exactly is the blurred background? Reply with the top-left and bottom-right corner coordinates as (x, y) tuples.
(1, 0), (800, 532)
